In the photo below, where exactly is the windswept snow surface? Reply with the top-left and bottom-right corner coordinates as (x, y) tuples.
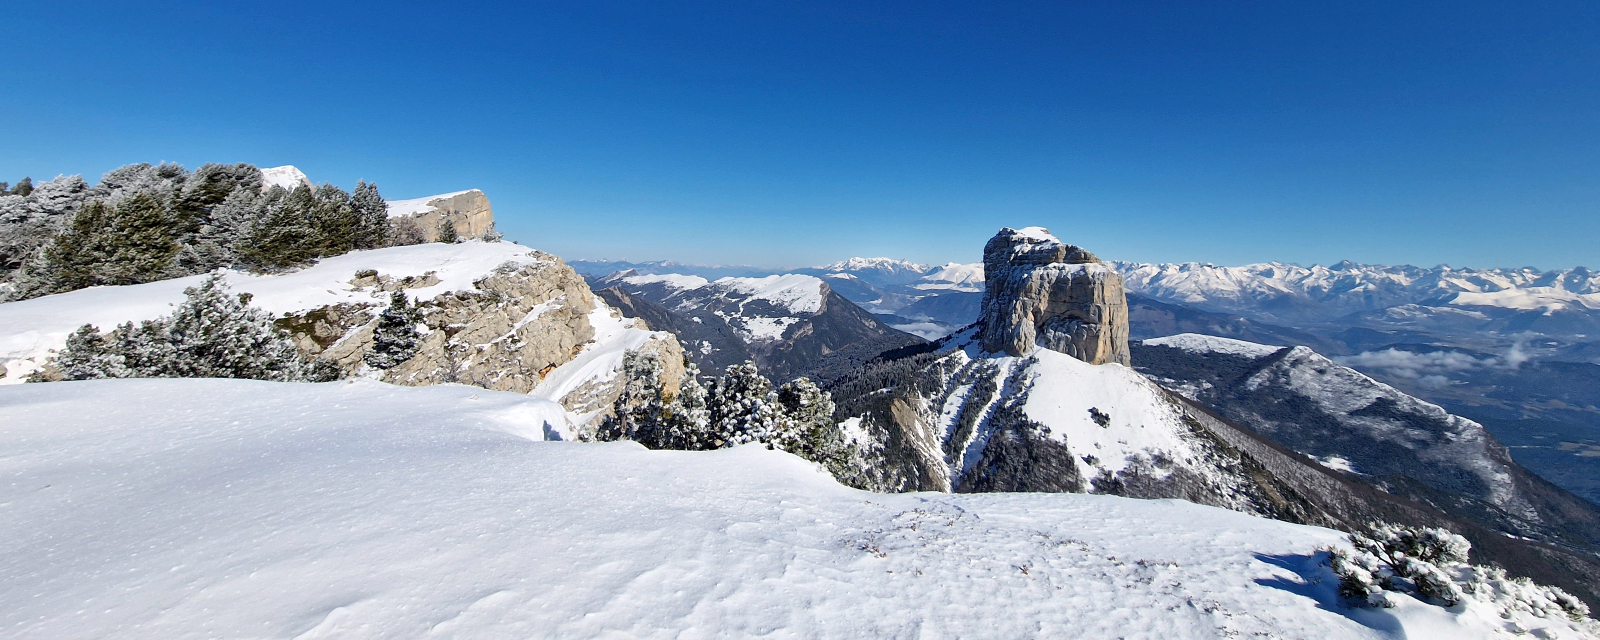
(1, 378), (1541, 640)
(385, 189), (480, 218)
(260, 165), (312, 192)
(1143, 333), (1286, 358)
(0, 242), (546, 382)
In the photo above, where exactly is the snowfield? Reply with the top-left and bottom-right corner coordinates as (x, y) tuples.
(2, 378), (1547, 639)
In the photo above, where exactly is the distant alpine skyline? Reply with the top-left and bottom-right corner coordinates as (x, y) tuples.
(3, 1), (1597, 270)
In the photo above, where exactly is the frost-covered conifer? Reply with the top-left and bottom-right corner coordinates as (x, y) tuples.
(365, 291), (421, 370)
(436, 219), (460, 244)
(37, 325), (129, 381)
(310, 183), (358, 256)
(33, 274), (334, 383)
(350, 181), (389, 249)
(104, 193), (181, 285)
(1328, 521), (1590, 620)
(162, 274), (310, 380)
(244, 186), (318, 269)
(708, 362), (781, 447)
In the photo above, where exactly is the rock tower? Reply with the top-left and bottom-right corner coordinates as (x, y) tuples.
(977, 227), (1130, 365)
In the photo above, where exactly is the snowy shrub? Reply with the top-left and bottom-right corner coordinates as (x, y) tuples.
(596, 355), (862, 480)
(1328, 522), (1591, 622)
(30, 273), (338, 383)
(388, 216), (427, 246)
(478, 222), (503, 243)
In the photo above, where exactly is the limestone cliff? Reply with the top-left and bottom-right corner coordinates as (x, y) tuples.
(266, 246), (683, 424)
(977, 227), (1130, 365)
(387, 190), (496, 242)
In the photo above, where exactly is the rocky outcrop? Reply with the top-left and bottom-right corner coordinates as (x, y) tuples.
(388, 190), (495, 242)
(308, 250), (684, 420)
(977, 227), (1130, 365)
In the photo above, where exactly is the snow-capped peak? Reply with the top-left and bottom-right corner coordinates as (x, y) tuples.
(818, 257), (930, 274)
(259, 165), (312, 192)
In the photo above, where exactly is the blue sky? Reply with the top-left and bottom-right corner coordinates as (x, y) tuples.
(3, 1), (1597, 269)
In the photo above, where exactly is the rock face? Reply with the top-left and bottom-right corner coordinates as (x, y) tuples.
(303, 250), (683, 420)
(977, 227), (1130, 365)
(387, 190), (495, 242)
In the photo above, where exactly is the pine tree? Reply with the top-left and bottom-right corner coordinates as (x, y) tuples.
(12, 200), (115, 297)
(163, 274), (308, 380)
(435, 219), (460, 244)
(707, 362), (782, 447)
(365, 291), (421, 369)
(310, 183), (358, 256)
(244, 185), (318, 269)
(10, 177), (33, 197)
(350, 180), (389, 249)
(104, 193), (181, 285)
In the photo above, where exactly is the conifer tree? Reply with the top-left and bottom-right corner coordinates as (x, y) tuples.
(244, 186), (318, 269)
(350, 180), (389, 249)
(38, 325), (130, 380)
(10, 177), (33, 197)
(11, 200), (116, 297)
(365, 291), (421, 369)
(310, 183), (358, 256)
(435, 219), (460, 244)
(104, 193), (181, 285)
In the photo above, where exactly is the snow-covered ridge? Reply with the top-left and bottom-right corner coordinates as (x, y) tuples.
(1143, 333), (1285, 358)
(817, 256), (929, 273)
(1111, 260), (1600, 315)
(614, 271), (826, 316)
(8, 377), (1573, 639)
(385, 189), (482, 218)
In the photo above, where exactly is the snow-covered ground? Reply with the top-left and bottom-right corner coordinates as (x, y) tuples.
(0, 241), (542, 382)
(3, 377), (1559, 639)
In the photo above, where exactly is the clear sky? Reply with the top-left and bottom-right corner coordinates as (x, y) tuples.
(3, 1), (1597, 270)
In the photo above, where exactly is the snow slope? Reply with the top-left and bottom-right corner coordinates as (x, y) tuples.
(3, 377), (1560, 640)
(604, 271), (828, 341)
(0, 241), (541, 382)
(1144, 333), (1285, 358)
